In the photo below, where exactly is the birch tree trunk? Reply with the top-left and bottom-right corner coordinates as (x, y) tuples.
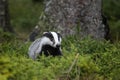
(43, 0), (109, 40)
(0, 0), (14, 33)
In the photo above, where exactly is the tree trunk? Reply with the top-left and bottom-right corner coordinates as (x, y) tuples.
(44, 0), (79, 36)
(0, 0), (14, 33)
(43, 0), (109, 40)
(79, 0), (109, 40)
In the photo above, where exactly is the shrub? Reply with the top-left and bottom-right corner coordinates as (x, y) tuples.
(0, 37), (120, 80)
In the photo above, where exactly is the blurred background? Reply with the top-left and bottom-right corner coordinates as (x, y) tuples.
(8, 0), (120, 41)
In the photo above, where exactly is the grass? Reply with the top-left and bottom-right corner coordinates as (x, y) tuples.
(0, 35), (120, 80)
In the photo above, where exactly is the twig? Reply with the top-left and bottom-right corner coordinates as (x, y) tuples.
(66, 53), (79, 80)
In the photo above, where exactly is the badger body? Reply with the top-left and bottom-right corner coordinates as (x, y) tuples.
(41, 45), (62, 56)
(28, 31), (62, 60)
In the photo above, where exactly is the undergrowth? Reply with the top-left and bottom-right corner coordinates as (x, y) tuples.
(0, 36), (120, 80)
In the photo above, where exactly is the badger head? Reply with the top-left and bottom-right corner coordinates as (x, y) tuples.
(28, 31), (62, 60)
(42, 31), (62, 48)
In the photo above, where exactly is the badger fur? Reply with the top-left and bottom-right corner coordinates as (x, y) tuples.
(28, 31), (62, 60)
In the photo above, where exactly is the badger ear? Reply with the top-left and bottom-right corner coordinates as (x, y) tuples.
(42, 31), (53, 39)
(57, 31), (62, 38)
(43, 32), (48, 35)
(42, 32), (49, 37)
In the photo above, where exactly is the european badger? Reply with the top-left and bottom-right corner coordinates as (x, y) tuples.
(28, 31), (62, 60)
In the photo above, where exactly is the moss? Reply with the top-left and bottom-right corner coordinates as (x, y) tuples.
(0, 37), (119, 80)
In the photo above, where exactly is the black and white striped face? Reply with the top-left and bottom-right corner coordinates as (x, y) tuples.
(43, 32), (62, 48)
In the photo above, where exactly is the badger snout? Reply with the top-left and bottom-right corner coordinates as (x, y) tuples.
(56, 44), (61, 48)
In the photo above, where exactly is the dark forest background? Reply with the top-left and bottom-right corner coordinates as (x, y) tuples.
(9, 0), (120, 41)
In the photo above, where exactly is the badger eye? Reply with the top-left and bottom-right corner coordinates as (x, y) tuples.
(51, 38), (54, 41)
(51, 38), (55, 45)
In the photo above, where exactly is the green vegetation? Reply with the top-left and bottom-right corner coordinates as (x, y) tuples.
(0, 34), (120, 80)
(9, 0), (44, 33)
(103, 0), (120, 41)
(0, 29), (15, 43)
(0, 0), (119, 80)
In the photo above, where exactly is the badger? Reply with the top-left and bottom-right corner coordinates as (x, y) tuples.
(28, 31), (62, 60)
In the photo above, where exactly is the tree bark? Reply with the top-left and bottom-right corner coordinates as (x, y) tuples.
(44, 0), (79, 36)
(0, 0), (14, 33)
(43, 0), (109, 40)
(79, 0), (109, 40)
